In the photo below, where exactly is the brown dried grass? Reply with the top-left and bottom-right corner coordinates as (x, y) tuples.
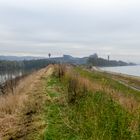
(0, 93), (27, 116)
(0, 66), (53, 139)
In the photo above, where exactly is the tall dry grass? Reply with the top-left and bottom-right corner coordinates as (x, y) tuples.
(53, 64), (66, 79)
(0, 93), (27, 116)
(0, 75), (28, 117)
(53, 64), (95, 103)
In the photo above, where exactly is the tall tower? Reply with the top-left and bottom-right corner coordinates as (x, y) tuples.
(48, 53), (51, 58)
(108, 55), (110, 61)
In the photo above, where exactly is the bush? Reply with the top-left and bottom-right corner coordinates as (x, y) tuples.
(66, 74), (89, 103)
(53, 64), (92, 103)
(53, 64), (66, 79)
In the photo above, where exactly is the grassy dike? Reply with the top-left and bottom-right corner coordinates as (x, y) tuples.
(75, 67), (140, 101)
(42, 65), (140, 140)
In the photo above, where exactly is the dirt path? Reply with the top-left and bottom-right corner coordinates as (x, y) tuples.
(0, 65), (53, 140)
(97, 68), (140, 92)
(112, 77), (140, 92)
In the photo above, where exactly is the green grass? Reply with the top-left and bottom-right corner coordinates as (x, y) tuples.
(75, 67), (140, 101)
(43, 71), (140, 140)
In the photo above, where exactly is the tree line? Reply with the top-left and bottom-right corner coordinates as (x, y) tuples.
(87, 57), (134, 67)
(0, 59), (55, 73)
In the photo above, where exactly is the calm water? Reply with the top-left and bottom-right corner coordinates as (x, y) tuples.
(101, 65), (140, 77)
(0, 71), (23, 84)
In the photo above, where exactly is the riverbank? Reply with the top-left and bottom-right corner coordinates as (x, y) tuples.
(1, 64), (140, 139)
(97, 67), (140, 91)
(0, 73), (29, 95)
(43, 65), (140, 139)
(0, 66), (53, 139)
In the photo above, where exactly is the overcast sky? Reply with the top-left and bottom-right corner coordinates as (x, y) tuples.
(0, 0), (140, 63)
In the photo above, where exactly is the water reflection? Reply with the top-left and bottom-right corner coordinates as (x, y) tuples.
(0, 71), (23, 84)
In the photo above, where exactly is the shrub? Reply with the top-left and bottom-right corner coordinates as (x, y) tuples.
(66, 74), (88, 103)
(53, 64), (91, 103)
(53, 64), (66, 79)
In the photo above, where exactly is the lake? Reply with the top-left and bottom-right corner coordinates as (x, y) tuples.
(101, 65), (140, 77)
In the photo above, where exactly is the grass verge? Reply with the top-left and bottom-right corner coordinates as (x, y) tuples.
(43, 65), (140, 140)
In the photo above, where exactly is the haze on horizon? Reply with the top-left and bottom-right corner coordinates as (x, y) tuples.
(0, 0), (140, 63)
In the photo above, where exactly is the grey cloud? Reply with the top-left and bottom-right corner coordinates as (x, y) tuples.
(0, 0), (140, 63)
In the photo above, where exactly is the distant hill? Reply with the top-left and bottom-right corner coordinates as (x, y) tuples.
(51, 55), (88, 65)
(51, 54), (136, 67)
(0, 55), (45, 61)
(87, 54), (136, 67)
(0, 54), (136, 67)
